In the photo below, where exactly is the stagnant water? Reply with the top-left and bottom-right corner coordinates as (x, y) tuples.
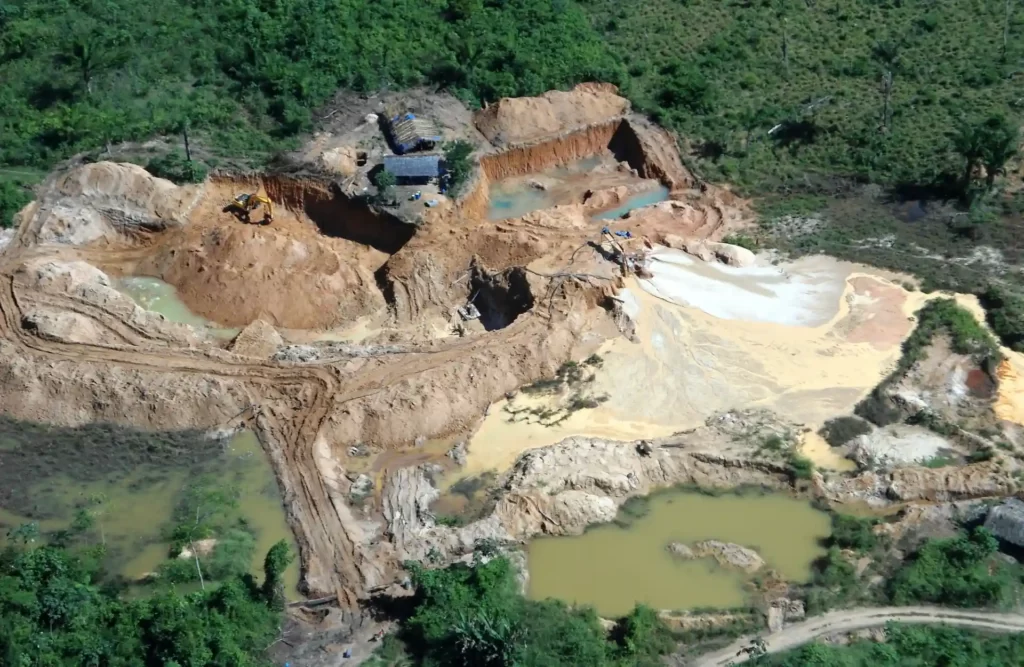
(0, 430), (300, 595)
(593, 185), (671, 221)
(487, 154), (654, 221)
(527, 490), (830, 616)
(116, 276), (239, 338)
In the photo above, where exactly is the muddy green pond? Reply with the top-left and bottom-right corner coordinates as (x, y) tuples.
(527, 490), (830, 616)
(116, 275), (239, 338)
(0, 428), (299, 595)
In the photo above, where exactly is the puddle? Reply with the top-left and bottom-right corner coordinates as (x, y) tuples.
(488, 184), (558, 221)
(593, 186), (671, 221)
(527, 490), (830, 616)
(799, 431), (857, 472)
(0, 430), (299, 595)
(117, 276), (239, 338)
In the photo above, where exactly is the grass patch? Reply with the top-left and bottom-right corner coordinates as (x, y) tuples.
(902, 299), (1001, 367)
(0, 417), (219, 518)
(922, 454), (959, 468)
(786, 453), (815, 482)
(721, 233), (758, 252)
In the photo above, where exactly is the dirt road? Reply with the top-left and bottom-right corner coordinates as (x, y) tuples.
(690, 606), (1024, 666)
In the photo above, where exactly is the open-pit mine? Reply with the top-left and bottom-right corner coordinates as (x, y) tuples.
(2, 83), (1024, 661)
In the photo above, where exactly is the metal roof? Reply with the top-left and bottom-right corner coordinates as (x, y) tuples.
(383, 154), (442, 179)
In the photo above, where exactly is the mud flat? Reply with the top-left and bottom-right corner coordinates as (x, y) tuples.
(639, 249), (849, 327)
(461, 256), (928, 477)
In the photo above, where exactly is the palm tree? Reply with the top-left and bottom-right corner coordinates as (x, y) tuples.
(953, 121), (986, 190)
(954, 115), (1020, 192)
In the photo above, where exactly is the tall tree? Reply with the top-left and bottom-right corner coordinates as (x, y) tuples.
(954, 115), (1020, 192)
(872, 40), (901, 133)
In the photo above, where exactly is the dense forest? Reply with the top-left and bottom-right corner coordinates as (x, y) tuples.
(0, 528), (293, 666)
(0, 0), (618, 173)
(1, 0), (1019, 193)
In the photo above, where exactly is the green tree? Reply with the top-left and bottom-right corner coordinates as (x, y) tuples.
(443, 140), (475, 196)
(954, 115), (1020, 192)
(0, 181), (32, 229)
(261, 539), (294, 611)
(373, 168), (397, 202)
(887, 527), (1013, 607)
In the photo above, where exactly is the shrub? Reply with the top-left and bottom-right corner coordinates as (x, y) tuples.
(0, 180), (32, 228)
(787, 453), (814, 481)
(887, 527), (1016, 607)
(828, 514), (878, 552)
(819, 417), (872, 447)
(145, 151), (208, 184)
(980, 286), (1024, 353)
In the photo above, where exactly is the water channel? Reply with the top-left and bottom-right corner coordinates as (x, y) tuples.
(526, 490), (830, 616)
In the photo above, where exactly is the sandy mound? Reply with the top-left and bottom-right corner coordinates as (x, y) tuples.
(475, 83), (630, 146)
(229, 319), (285, 359)
(25, 162), (201, 246)
(21, 308), (109, 345)
(621, 199), (739, 241)
(849, 424), (952, 468)
(144, 224), (386, 330)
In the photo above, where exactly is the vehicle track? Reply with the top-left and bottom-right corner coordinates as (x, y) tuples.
(690, 606), (1024, 666)
(0, 218), (547, 601)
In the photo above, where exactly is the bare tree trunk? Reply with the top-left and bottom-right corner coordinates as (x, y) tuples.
(191, 506), (205, 590)
(190, 537), (206, 590)
(880, 70), (893, 132)
(183, 124), (192, 163)
(782, 18), (790, 73)
(1003, 0), (1013, 60)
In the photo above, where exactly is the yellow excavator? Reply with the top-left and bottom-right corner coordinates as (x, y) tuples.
(227, 193), (274, 225)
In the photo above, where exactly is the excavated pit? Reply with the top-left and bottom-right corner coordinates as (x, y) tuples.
(125, 176), (417, 331)
(282, 181), (415, 257)
(465, 117), (690, 223)
(0, 86), (774, 606)
(470, 267), (535, 331)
